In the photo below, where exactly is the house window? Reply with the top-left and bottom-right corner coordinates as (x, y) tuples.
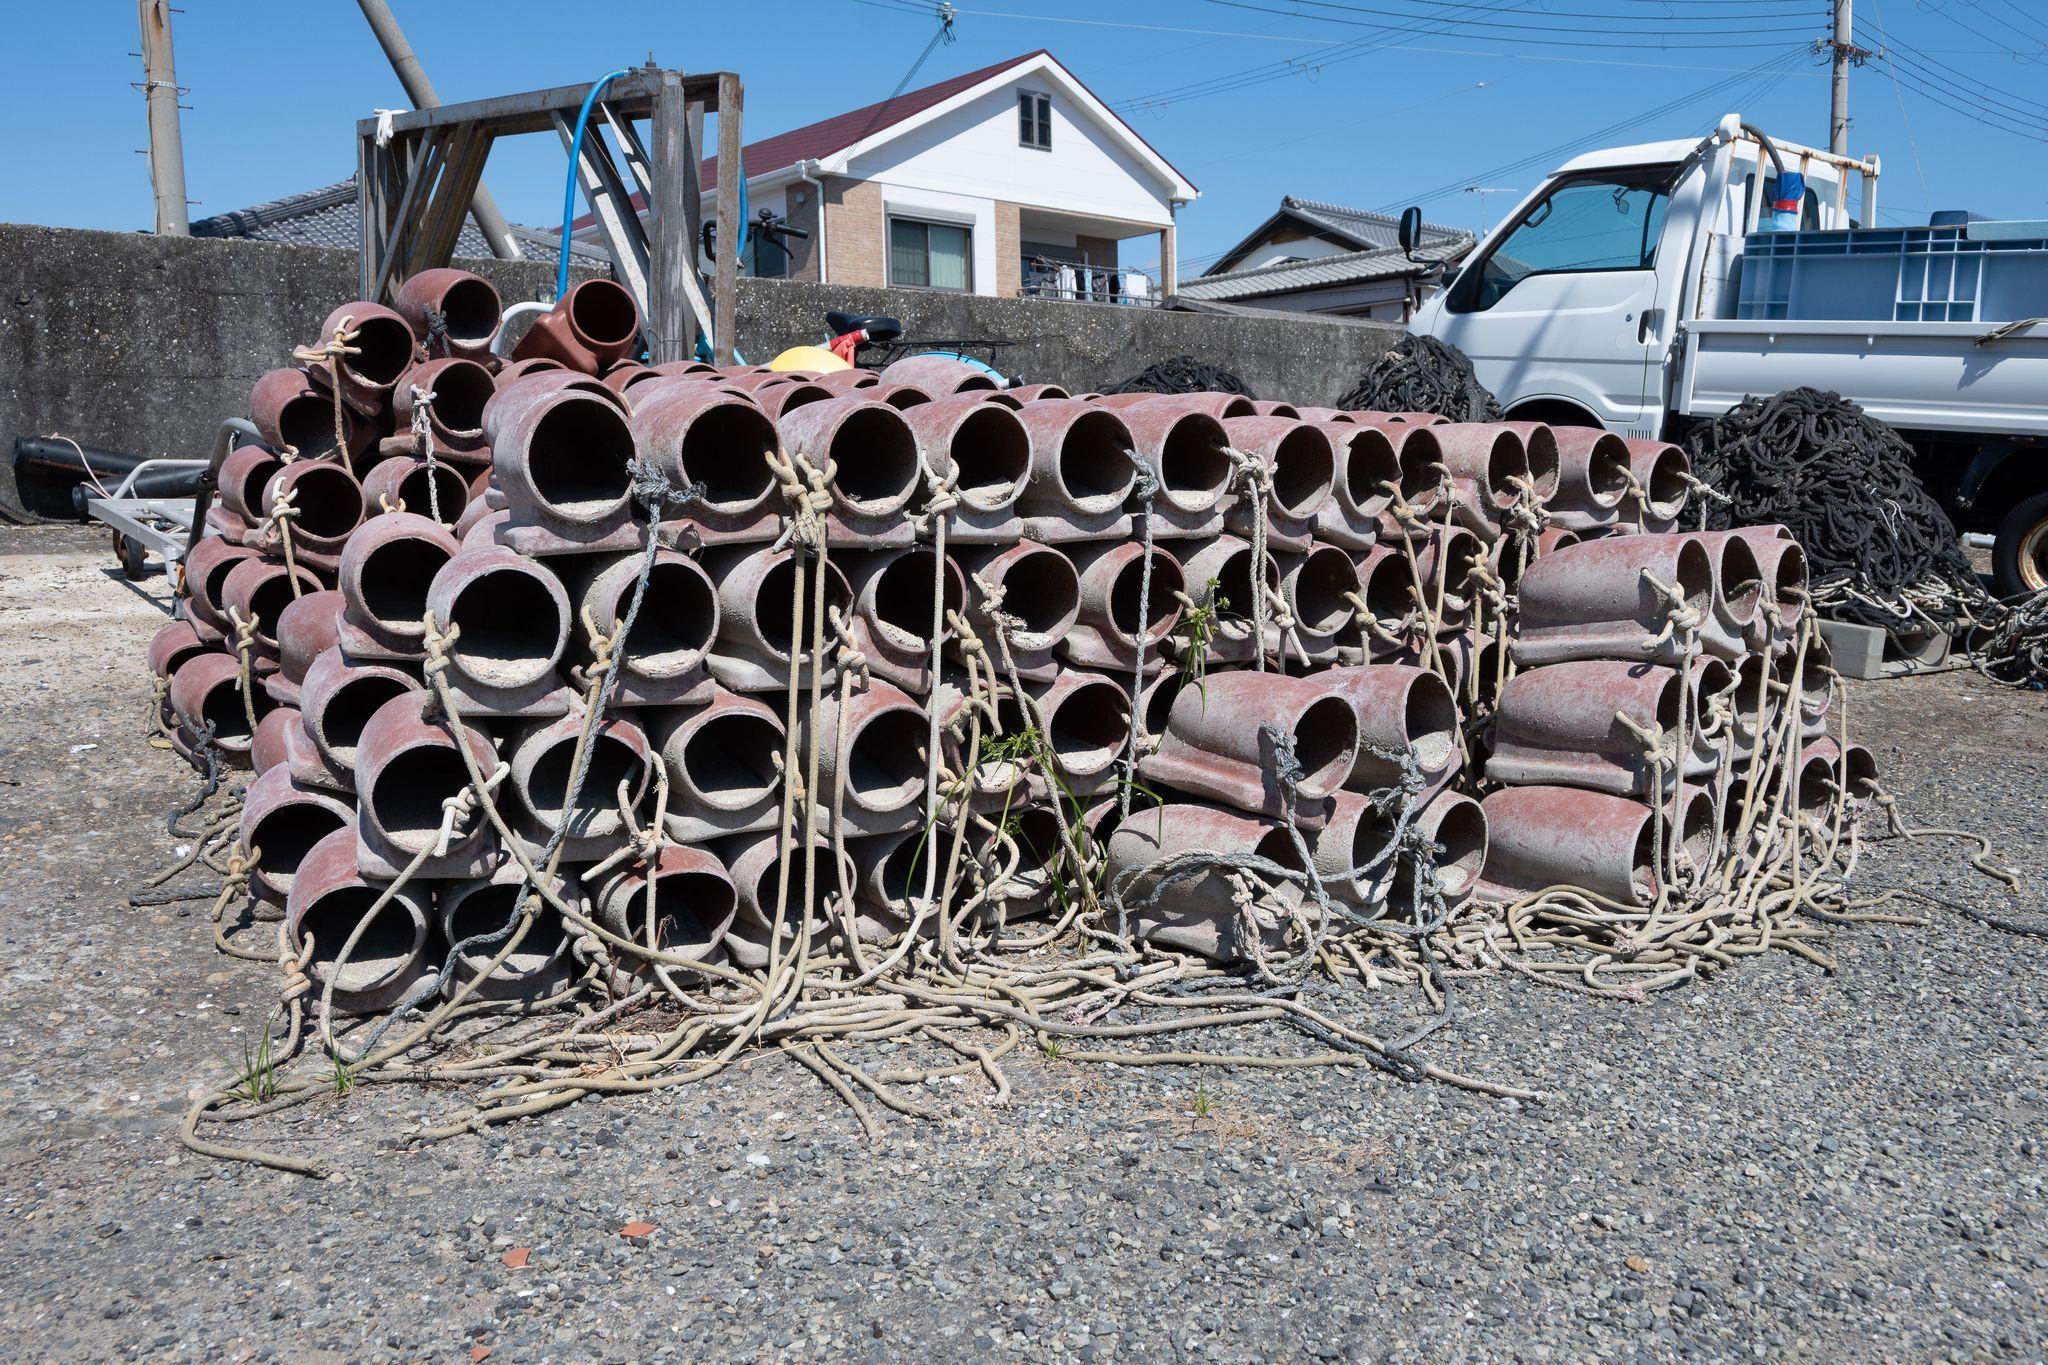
(1018, 91), (1051, 150)
(889, 218), (972, 291)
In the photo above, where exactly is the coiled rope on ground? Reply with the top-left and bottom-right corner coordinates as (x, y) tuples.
(1336, 335), (1503, 423)
(1100, 355), (1257, 399)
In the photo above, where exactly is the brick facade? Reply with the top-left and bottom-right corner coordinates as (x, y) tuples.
(824, 178), (886, 287)
(994, 202), (1021, 299)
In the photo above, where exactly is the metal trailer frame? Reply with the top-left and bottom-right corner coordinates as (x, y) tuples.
(84, 418), (260, 579)
(354, 64), (744, 364)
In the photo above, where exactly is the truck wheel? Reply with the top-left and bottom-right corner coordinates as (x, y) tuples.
(1991, 491), (2048, 597)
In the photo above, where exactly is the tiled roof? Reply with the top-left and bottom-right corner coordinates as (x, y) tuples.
(1174, 236), (1472, 303)
(1277, 197), (1464, 252)
(191, 179), (495, 257)
(190, 177), (603, 262)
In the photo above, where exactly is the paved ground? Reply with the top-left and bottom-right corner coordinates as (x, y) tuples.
(0, 523), (2042, 1363)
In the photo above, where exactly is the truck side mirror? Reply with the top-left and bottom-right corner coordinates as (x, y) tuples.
(1398, 206), (1423, 260)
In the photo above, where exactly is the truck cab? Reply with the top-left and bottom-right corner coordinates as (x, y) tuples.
(1407, 116), (2048, 595)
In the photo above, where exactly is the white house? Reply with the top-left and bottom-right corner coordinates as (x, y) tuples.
(581, 50), (1199, 301)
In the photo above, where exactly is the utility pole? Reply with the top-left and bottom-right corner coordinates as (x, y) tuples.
(1826, 0), (1870, 156)
(137, 0), (189, 235)
(354, 0), (522, 259)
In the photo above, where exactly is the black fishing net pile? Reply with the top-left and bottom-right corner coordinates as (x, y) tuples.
(1336, 334), (1503, 422)
(1100, 355), (1256, 399)
(1685, 387), (1982, 631)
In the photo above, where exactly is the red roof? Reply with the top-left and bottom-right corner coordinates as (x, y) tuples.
(570, 51), (1048, 232)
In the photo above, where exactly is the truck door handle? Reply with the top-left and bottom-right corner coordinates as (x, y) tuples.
(1638, 307), (1664, 343)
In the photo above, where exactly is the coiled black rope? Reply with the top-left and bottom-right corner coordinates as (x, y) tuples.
(1101, 355), (1256, 399)
(1335, 335), (1503, 422)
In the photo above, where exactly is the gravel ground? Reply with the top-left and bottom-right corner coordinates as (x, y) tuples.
(0, 522), (2042, 1363)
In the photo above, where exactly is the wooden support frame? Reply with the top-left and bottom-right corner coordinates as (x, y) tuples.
(356, 65), (742, 364)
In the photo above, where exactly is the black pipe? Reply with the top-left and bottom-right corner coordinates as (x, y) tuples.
(68, 465), (204, 514)
(12, 436), (154, 520)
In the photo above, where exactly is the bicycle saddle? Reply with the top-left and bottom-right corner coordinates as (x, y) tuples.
(826, 311), (902, 342)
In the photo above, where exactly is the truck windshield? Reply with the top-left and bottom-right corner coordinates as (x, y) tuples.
(1450, 167), (1674, 313)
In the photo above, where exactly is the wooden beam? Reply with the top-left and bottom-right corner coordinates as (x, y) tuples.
(353, 69), (727, 141)
(712, 72), (743, 365)
(648, 72), (693, 365)
(410, 122), (490, 276)
(370, 127), (447, 304)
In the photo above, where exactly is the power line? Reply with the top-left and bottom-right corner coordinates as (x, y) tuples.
(1373, 47), (1811, 214)
(1200, 0), (1816, 42)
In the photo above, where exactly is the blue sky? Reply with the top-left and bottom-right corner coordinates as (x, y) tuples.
(6, 0), (2045, 276)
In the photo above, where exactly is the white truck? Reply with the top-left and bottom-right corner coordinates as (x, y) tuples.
(1401, 114), (2048, 596)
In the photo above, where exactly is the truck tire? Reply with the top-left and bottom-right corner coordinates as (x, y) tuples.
(1991, 491), (2048, 597)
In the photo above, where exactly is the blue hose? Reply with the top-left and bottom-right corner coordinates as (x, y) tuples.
(557, 67), (633, 298)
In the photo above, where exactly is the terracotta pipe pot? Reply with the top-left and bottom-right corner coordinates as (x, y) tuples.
(1546, 427), (1633, 529)
(1488, 659), (1723, 797)
(360, 453), (471, 528)
(488, 388), (639, 541)
(593, 847), (738, 972)
(1293, 406), (1356, 424)
(809, 368), (880, 391)
(805, 677), (931, 836)
(337, 511), (462, 657)
(1027, 670), (1132, 796)
(439, 866), (579, 1002)
(878, 354), (999, 393)
(751, 381), (837, 420)
(858, 381), (937, 410)
(149, 618), (211, 680)
(630, 387), (783, 539)
(250, 704), (318, 778)
(841, 546), (968, 692)
(1278, 543), (1364, 658)
(305, 301), (420, 417)
(1313, 664), (1462, 794)
(1512, 532), (1717, 668)
(236, 764), (355, 901)
(1428, 422), (1542, 543)
(1796, 737), (1878, 816)
(1473, 784), (1717, 906)
(422, 545), (572, 713)
(898, 395), (1032, 516)
(1013, 400), (1139, 532)
(565, 547), (719, 704)
(182, 535), (258, 634)
(647, 687), (786, 841)
(1141, 670), (1359, 817)
(712, 829), (856, 969)
(1220, 416), (1337, 547)
(950, 539), (1080, 681)
(218, 444), (286, 525)
(1696, 526), (1807, 646)
(1059, 540), (1185, 675)
(1106, 801), (1307, 962)
(1307, 422), (1400, 550)
(601, 361), (660, 395)
(270, 589), (347, 706)
(262, 458), (367, 556)
(481, 369), (625, 435)
(510, 278), (641, 374)
(285, 827), (433, 1014)
(219, 557), (324, 657)
(1175, 534), (1278, 666)
(249, 367), (371, 462)
(774, 396), (924, 528)
(1614, 438), (1691, 527)
(698, 543), (855, 691)
(168, 649), (273, 766)
(1094, 392), (1257, 420)
(352, 691), (499, 877)
(394, 356), (495, 454)
(506, 707), (653, 858)
(298, 645), (420, 792)
(394, 268), (503, 362)
(1115, 405), (1233, 516)
(1005, 382), (1070, 402)
(1246, 399), (1302, 418)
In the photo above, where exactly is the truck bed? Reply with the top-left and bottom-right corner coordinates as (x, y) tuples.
(1675, 318), (2048, 437)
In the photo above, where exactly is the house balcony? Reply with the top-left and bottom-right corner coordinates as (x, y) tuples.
(1013, 207), (1173, 306)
